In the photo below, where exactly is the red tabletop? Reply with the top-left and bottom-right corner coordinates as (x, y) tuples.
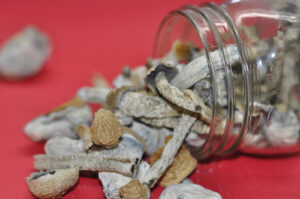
(0, 0), (300, 198)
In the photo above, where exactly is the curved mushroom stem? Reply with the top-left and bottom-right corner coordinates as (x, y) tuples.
(155, 72), (212, 123)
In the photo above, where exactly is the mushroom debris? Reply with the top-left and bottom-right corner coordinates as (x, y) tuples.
(0, 26), (51, 80)
(25, 24), (300, 198)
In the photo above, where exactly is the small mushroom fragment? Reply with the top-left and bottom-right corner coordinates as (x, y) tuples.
(120, 179), (149, 199)
(150, 136), (197, 187)
(263, 109), (300, 147)
(136, 161), (150, 182)
(92, 72), (111, 88)
(113, 66), (147, 89)
(0, 26), (51, 80)
(159, 181), (222, 199)
(118, 92), (179, 119)
(131, 122), (171, 155)
(98, 172), (132, 199)
(27, 167), (79, 199)
(122, 126), (147, 150)
(114, 110), (134, 126)
(105, 86), (136, 109)
(35, 134), (144, 177)
(172, 40), (194, 61)
(24, 97), (92, 142)
(77, 87), (111, 104)
(76, 125), (93, 150)
(155, 72), (212, 123)
(45, 137), (86, 155)
(91, 109), (122, 147)
(170, 45), (239, 90)
(185, 132), (206, 148)
(141, 114), (196, 188)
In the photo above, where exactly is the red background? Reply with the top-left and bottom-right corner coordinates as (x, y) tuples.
(0, 0), (300, 198)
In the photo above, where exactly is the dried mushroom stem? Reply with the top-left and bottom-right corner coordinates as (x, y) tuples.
(34, 152), (139, 177)
(140, 117), (210, 135)
(45, 137), (86, 155)
(170, 45), (239, 90)
(155, 72), (212, 123)
(118, 92), (179, 119)
(141, 114), (196, 188)
(150, 136), (197, 187)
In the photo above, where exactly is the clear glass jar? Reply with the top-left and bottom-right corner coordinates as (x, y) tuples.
(153, 0), (300, 159)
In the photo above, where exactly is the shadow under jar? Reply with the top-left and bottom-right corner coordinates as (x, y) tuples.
(154, 0), (300, 159)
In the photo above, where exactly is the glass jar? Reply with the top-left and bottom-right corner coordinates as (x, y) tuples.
(153, 0), (300, 159)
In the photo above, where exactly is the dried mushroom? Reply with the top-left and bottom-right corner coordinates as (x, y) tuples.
(24, 98), (92, 142)
(77, 87), (111, 104)
(130, 122), (171, 155)
(76, 125), (93, 150)
(45, 137), (86, 155)
(120, 179), (149, 199)
(159, 181), (222, 199)
(92, 72), (111, 88)
(113, 66), (147, 89)
(98, 172), (132, 199)
(91, 109), (122, 147)
(27, 167), (79, 199)
(141, 114), (196, 188)
(145, 63), (178, 94)
(0, 26), (51, 80)
(35, 133), (144, 177)
(118, 92), (179, 119)
(150, 136), (197, 187)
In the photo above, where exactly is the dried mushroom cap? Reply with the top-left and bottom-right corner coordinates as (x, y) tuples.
(172, 40), (194, 61)
(76, 125), (93, 150)
(49, 97), (84, 114)
(145, 63), (178, 94)
(120, 179), (148, 199)
(150, 135), (197, 186)
(105, 86), (136, 109)
(27, 167), (79, 199)
(91, 109), (122, 147)
(24, 104), (92, 142)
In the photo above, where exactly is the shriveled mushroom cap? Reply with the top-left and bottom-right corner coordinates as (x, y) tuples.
(145, 64), (178, 94)
(27, 167), (79, 199)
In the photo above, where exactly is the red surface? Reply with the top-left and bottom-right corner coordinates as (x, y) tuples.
(0, 0), (300, 198)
